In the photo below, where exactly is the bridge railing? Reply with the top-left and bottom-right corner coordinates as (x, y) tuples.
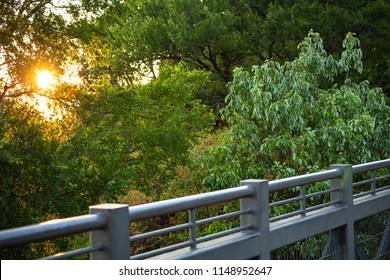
(0, 159), (389, 259)
(128, 185), (255, 259)
(0, 212), (107, 259)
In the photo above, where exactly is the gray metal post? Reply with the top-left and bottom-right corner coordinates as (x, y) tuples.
(189, 208), (197, 250)
(330, 164), (354, 259)
(89, 204), (130, 260)
(240, 179), (270, 259)
(371, 170), (376, 194)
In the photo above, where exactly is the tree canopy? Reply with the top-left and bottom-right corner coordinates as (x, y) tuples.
(84, 0), (390, 109)
(1, 0), (68, 100)
(63, 66), (212, 199)
(201, 31), (390, 190)
(0, 0), (389, 259)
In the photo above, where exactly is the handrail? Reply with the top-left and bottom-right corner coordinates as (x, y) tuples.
(129, 185), (254, 221)
(269, 168), (342, 192)
(0, 213), (107, 249)
(352, 159), (390, 174)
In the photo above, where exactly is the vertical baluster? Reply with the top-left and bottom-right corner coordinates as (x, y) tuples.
(371, 170), (376, 195)
(300, 185), (306, 216)
(189, 208), (197, 250)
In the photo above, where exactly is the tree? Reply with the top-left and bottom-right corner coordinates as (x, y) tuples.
(0, 65), (212, 259)
(0, 0), (115, 259)
(0, 0), (114, 231)
(78, 0), (266, 113)
(1, 1), (65, 100)
(258, 0), (390, 101)
(0, 99), (73, 258)
(63, 66), (213, 199)
(85, 0), (390, 112)
(201, 31), (390, 190)
(0, 0), (111, 102)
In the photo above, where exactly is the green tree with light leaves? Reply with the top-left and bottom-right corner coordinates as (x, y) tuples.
(201, 31), (390, 190)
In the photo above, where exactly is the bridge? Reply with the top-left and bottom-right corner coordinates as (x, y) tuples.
(0, 159), (389, 260)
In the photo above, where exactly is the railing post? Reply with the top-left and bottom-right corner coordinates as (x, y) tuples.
(330, 164), (354, 259)
(370, 170), (376, 194)
(189, 208), (197, 250)
(300, 185), (306, 217)
(240, 179), (270, 259)
(89, 204), (130, 260)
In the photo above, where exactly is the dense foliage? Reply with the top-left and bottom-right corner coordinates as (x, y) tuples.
(64, 66), (212, 200)
(0, 65), (212, 258)
(85, 0), (390, 109)
(201, 31), (390, 190)
(0, 0), (389, 259)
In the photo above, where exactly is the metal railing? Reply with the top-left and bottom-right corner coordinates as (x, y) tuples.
(0, 159), (389, 259)
(0, 213), (107, 260)
(128, 186), (255, 259)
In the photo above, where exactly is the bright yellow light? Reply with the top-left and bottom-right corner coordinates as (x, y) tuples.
(36, 70), (54, 89)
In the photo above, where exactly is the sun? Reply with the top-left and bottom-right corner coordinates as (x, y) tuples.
(36, 70), (55, 89)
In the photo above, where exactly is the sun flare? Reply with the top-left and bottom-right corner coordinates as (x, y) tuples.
(36, 70), (54, 89)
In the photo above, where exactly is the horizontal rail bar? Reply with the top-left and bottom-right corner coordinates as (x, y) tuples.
(270, 196), (303, 207)
(353, 185), (390, 199)
(378, 185), (390, 191)
(130, 223), (191, 242)
(353, 190), (376, 198)
(130, 241), (193, 260)
(40, 244), (104, 260)
(270, 200), (341, 223)
(305, 188), (335, 199)
(305, 200), (340, 213)
(352, 159), (390, 174)
(270, 209), (305, 222)
(269, 169), (342, 192)
(270, 188), (336, 208)
(196, 209), (251, 226)
(129, 186), (254, 221)
(353, 178), (376, 187)
(376, 175), (390, 181)
(353, 175), (390, 187)
(0, 213), (107, 249)
(197, 224), (253, 243)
